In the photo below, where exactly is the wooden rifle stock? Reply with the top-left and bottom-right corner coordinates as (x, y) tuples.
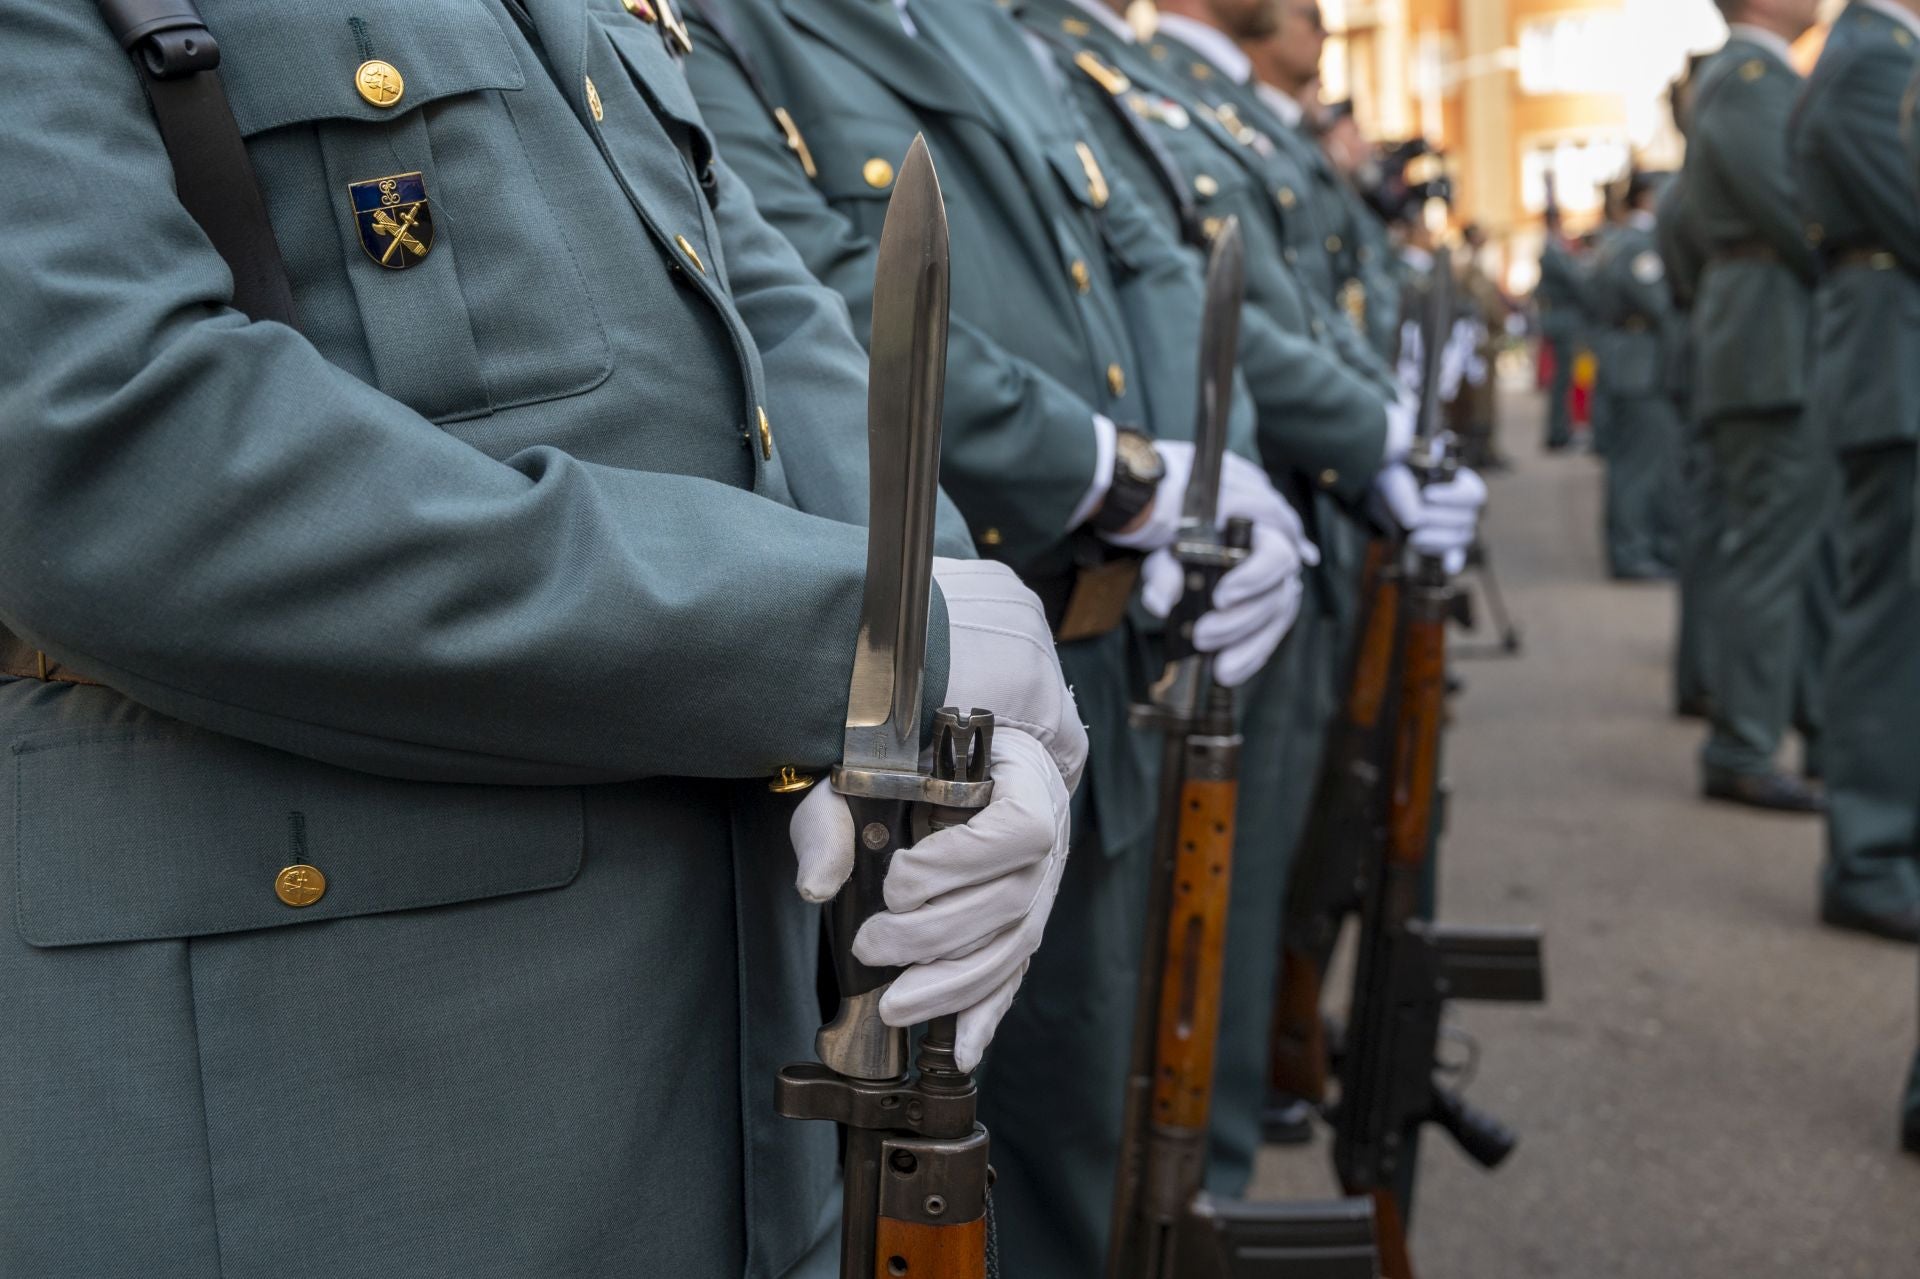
(1152, 770), (1240, 1131)
(874, 1215), (988, 1279)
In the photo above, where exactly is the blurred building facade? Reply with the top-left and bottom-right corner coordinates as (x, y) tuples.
(1318, 0), (1741, 287)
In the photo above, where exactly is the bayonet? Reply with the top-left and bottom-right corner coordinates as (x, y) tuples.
(775, 135), (998, 1279)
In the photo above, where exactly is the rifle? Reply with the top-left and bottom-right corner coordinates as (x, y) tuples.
(1263, 537), (1402, 1138)
(1331, 248), (1547, 1279)
(1106, 217), (1378, 1279)
(773, 136), (998, 1279)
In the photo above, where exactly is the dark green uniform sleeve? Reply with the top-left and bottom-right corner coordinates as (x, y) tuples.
(1697, 67), (1819, 281)
(0, 0), (899, 788)
(686, 21), (1104, 565)
(1798, 40), (1920, 275)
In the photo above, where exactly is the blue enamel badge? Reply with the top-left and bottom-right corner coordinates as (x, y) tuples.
(348, 172), (435, 270)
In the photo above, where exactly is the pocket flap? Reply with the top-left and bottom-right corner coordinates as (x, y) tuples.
(12, 726), (583, 948)
(199, 0), (527, 137)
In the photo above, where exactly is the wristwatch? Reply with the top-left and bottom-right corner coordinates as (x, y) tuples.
(1091, 427), (1166, 534)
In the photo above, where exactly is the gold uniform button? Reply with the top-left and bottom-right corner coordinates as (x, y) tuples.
(1806, 223), (1825, 245)
(675, 233), (707, 274)
(1201, 216), (1224, 241)
(757, 406), (774, 459)
(1191, 61), (1212, 80)
(1070, 259), (1092, 293)
(864, 157), (896, 189)
(1277, 186), (1298, 210)
(275, 863), (328, 908)
(1326, 234), (1344, 254)
(1319, 468), (1340, 489)
(1194, 173), (1220, 198)
(354, 60), (405, 109)
(980, 527), (1004, 547)
(623, 0), (657, 19)
(769, 766), (817, 794)
(1107, 363), (1126, 397)
(585, 75), (605, 121)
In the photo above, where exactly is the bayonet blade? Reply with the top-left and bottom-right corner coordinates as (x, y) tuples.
(841, 135), (950, 779)
(1182, 216), (1246, 530)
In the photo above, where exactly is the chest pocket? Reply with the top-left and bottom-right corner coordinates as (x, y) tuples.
(209, 0), (613, 424)
(810, 119), (922, 242)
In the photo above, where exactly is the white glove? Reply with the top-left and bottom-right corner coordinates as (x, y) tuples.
(1140, 522), (1308, 686)
(788, 559), (1085, 1071)
(790, 726), (1070, 1071)
(1396, 319), (1423, 396)
(1373, 463), (1487, 572)
(929, 557), (1088, 791)
(1110, 445), (1317, 688)
(1440, 319), (1476, 402)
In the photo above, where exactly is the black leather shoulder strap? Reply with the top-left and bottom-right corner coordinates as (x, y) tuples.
(97, 0), (297, 326)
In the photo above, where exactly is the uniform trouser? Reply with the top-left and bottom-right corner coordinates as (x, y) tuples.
(1700, 409), (1833, 777)
(1545, 337), (1575, 448)
(1601, 391), (1682, 576)
(1675, 417), (1720, 709)
(1904, 1032), (1920, 1139)
(1819, 444), (1920, 915)
(981, 624), (1311, 1276)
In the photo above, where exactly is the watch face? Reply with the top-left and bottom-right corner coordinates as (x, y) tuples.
(1117, 431), (1166, 483)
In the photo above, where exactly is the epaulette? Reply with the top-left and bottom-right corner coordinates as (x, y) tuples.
(1073, 49), (1131, 98)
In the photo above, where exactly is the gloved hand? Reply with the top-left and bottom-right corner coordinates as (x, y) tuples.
(1373, 463), (1487, 574)
(1105, 443), (1317, 688)
(789, 558), (1084, 1071)
(790, 726), (1068, 1071)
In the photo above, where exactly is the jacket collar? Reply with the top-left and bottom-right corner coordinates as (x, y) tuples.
(779, 0), (988, 121)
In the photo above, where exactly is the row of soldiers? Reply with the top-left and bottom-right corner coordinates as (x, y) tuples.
(0, 0), (1525, 1276)
(1542, 0), (1920, 1157)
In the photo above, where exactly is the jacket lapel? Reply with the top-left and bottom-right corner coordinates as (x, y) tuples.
(779, 0), (988, 122)
(519, 0), (592, 123)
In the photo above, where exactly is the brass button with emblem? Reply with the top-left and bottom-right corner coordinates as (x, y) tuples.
(1062, 16), (1092, 36)
(1326, 234), (1343, 254)
(1319, 468), (1339, 489)
(1194, 173), (1219, 198)
(275, 863), (328, 908)
(980, 527), (1004, 547)
(1277, 186), (1297, 210)
(1107, 363), (1126, 397)
(863, 157), (896, 189)
(1739, 58), (1765, 83)
(1070, 259), (1092, 293)
(769, 766), (817, 794)
(585, 75), (605, 122)
(1201, 216), (1224, 241)
(757, 406), (774, 459)
(354, 59), (404, 109)
(675, 233), (707, 274)
(1190, 61), (1211, 80)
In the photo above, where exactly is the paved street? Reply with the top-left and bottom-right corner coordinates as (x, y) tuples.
(1250, 386), (1920, 1277)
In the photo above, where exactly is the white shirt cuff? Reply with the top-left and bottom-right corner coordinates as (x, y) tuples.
(1068, 413), (1119, 530)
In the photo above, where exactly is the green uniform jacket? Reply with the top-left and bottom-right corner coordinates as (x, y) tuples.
(0, 2), (979, 1276)
(1587, 221), (1683, 400)
(1655, 169), (1707, 408)
(1143, 25), (1395, 385)
(1686, 37), (1817, 424)
(1017, 0), (1391, 500)
(1792, 1), (1920, 453)
(1537, 237), (1589, 344)
(682, 0), (1251, 867)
